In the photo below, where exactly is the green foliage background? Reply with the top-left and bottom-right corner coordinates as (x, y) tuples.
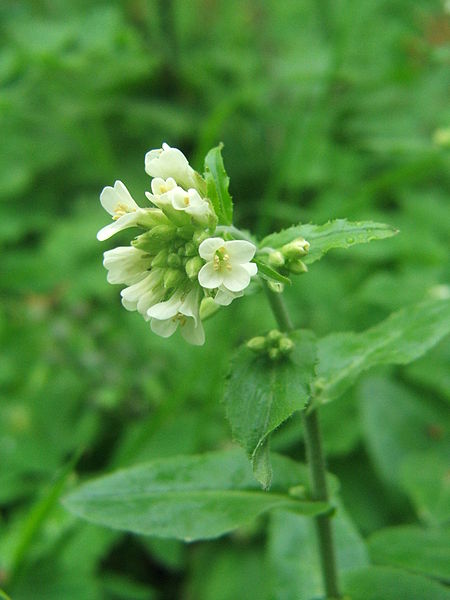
(1, 0), (449, 598)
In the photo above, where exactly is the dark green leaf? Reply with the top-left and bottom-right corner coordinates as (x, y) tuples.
(368, 525), (450, 582)
(314, 298), (450, 405)
(224, 330), (317, 487)
(259, 219), (398, 263)
(343, 566), (450, 600)
(204, 144), (233, 225)
(63, 450), (327, 541)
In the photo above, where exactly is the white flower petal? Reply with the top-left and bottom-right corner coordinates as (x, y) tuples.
(198, 237), (225, 261)
(96, 211), (143, 241)
(100, 181), (139, 216)
(221, 264), (251, 292)
(224, 240), (256, 264)
(198, 262), (223, 289)
(147, 290), (183, 320)
(214, 286), (243, 306)
(179, 286), (201, 325)
(243, 262), (258, 277)
(136, 287), (164, 318)
(180, 318), (205, 345)
(103, 247), (152, 285)
(151, 317), (178, 338)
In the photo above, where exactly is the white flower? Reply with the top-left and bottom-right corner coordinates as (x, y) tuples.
(103, 246), (152, 286)
(97, 181), (145, 241)
(147, 287), (205, 346)
(145, 143), (199, 191)
(198, 238), (257, 293)
(120, 269), (165, 318)
(213, 286), (244, 306)
(146, 178), (213, 226)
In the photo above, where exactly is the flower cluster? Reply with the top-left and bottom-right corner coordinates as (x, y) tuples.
(97, 144), (258, 345)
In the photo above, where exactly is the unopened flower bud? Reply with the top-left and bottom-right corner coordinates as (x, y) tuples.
(268, 347), (280, 361)
(279, 337), (294, 355)
(267, 281), (284, 294)
(184, 242), (197, 257)
(288, 259), (308, 274)
(246, 336), (267, 353)
(281, 238), (310, 259)
(185, 256), (204, 280)
(177, 225), (195, 241)
(268, 250), (285, 268)
(151, 248), (169, 267)
(137, 208), (172, 229)
(267, 329), (283, 343)
(163, 268), (185, 289)
(193, 230), (209, 245)
(132, 224), (176, 253)
(167, 253), (182, 268)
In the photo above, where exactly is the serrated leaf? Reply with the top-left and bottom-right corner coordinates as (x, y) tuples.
(254, 259), (291, 285)
(63, 450), (327, 541)
(343, 566), (450, 600)
(368, 525), (450, 582)
(204, 144), (233, 225)
(313, 298), (450, 405)
(260, 219), (398, 264)
(224, 330), (317, 487)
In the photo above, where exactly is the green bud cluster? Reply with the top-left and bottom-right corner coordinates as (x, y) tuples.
(262, 237), (310, 280)
(246, 329), (295, 361)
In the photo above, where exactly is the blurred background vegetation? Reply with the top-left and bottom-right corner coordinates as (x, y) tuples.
(1, 0), (449, 598)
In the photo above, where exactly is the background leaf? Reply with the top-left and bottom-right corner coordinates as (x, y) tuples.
(224, 330), (317, 487)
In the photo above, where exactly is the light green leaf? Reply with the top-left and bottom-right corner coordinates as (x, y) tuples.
(224, 330), (317, 488)
(314, 298), (450, 405)
(63, 450), (327, 541)
(368, 525), (450, 583)
(268, 504), (368, 600)
(401, 451), (450, 525)
(204, 144), (233, 225)
(260, 219), (398, 263)
(343, 566), (450, 600)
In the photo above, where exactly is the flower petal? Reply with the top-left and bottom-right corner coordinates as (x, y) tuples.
(151, 317), (178, 338)
(147, 290), (183, 320)
(221, 264), (251, 292)
(243, 262), (258, 277)
(224, 240), (256, 264)
(97, 211), (142, 241)
(180, 318), (205, 346)
(179, 286), (201, 325)
(198, 262), (223, 289)
(100, 181), (139, 216)
(198, 237), (225, 261)
(214, 286), (243, 306)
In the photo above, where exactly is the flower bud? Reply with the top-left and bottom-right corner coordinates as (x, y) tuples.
(268, 250), (285, 268)
(288, 259), (308, 274)
(281, 238), (310, 259)
(176, 225), (195, 240)
(267, 281), (284, 294)
(132, 225), (176, 253)
(268, 347), (280, 361)
(267, 329), (283, 343)
(246, 336), (267, 353)
(167, 253), (182, 268)
(279, 337), (294, 355)
(185, 256), (204, 280)
(137, 208), (171, 229)
(163, 268), (185, 289)
(184, 242), (197, 257)
(151, 248), (169, 267)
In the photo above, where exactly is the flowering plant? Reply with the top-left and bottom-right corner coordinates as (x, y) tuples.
(62, 143), (450, 600)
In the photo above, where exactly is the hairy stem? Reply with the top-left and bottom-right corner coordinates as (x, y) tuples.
(263, 282), (341, 599)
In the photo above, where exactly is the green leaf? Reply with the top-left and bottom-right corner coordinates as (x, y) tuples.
(314, 298), (450, 405)
(254, 258), (291, 285)
(224, 330), (317, 488)
(260, 219), (398, 263)
(368, 525), (450, 583)
(204, 144), (233, 225)
(63, 450), (327, 541)
(268, 504), (368, 600)
(359, 378), (450, 491)
(343, 566), (450, 600)
(401, 451), (450, 525)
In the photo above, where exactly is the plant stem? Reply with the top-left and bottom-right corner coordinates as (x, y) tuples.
(263, 282), (341, 599)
